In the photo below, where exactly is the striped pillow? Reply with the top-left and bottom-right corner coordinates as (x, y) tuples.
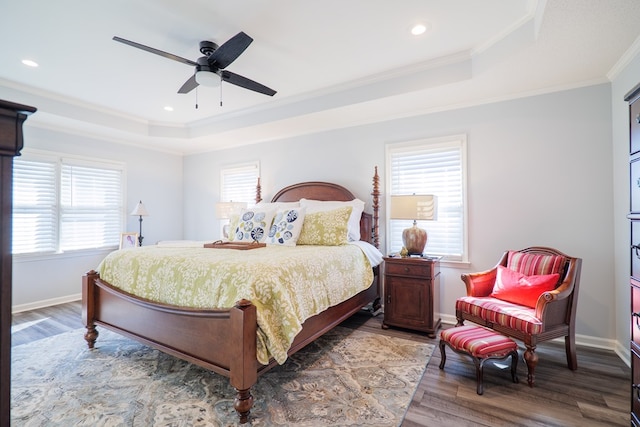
(506, 251), (565, 276)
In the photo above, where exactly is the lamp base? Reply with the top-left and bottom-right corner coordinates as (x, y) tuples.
(402, 221), (427, 255)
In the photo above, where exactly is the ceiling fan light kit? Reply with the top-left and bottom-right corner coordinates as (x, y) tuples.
(112, 32), (276, 98)
(195, 70), (220, 87)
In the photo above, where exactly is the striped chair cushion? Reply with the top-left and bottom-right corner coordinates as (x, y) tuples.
(456, 296), (544, 335)
(507, 251), (565, 276)
(440, 325), (517, 358)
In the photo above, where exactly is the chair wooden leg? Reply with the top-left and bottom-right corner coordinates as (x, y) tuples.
(565, 333), (578, 370)
(523, 345), (538, 387)
(438, 340), (447, 369)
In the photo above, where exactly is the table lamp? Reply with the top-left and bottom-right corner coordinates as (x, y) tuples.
(215, 201), (247, 238)
(390, 194), (437, 255)
(130, 200), (149, 246)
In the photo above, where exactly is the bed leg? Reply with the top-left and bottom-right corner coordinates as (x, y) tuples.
(82, 269), (100, 349)
(84, 325), (99, 349)
(234, 387), (254, 424)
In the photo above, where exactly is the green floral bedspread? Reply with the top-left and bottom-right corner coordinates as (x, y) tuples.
(98, 244), (373, 365)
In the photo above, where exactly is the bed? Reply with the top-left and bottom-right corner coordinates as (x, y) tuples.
(82, 169), (381, 424)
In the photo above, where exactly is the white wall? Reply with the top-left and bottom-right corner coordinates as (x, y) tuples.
(184, 84), (616, 347)
(12, 125), (184, 309)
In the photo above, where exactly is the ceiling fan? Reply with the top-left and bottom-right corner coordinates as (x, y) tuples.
(112, 32), (276, 97)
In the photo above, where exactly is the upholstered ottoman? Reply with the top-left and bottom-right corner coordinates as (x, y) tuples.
(439, 325), (519, 395)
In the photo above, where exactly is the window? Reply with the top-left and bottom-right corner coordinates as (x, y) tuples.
(386, 135), (467, 262)
(220, 162), (260, 206)
(12, 150), (125, 255)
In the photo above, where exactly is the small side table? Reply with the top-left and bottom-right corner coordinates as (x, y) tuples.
(381, 256), (441, 338)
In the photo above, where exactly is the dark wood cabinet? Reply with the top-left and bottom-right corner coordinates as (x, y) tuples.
(626, 83), (640, 426)
(381, 256), (441, 338)
(0, 100), (35, 425)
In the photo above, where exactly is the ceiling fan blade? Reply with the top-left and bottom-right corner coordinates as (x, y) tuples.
(208, 32), (253, 69)
(221, 70), (276, 96)
(177, 74), (199, 94)
(113, 36), (197, 66)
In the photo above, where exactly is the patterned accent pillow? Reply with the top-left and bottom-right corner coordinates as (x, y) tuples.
(266, 207), (307, 246)
(297, 206), (352, 246)
(231, 207), (276, 243)
(506, 251), (565, 276)
(490, 265), (560, 308)
(299, 198), (364, 241)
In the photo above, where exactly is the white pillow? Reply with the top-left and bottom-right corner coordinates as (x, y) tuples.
(299, 198), (365, 241)
(256, 201), (300, 209)
(231, 207), (276, 243)
(266, 207), (307, 246)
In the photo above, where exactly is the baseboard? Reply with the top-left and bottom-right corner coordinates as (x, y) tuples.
(440, 313), (629, 366)
(12, 294), (81, 314)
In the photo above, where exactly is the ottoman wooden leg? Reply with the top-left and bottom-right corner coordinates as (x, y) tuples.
(474, 357), (486, 395)
(510, 350), (519, 384)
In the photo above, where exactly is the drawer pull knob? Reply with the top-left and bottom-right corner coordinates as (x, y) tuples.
(404, 267), (410, 272)
(633, 244), (640, 259)
(633, 383), (640, 399)
(636, 113), (640, 124)
(633, 312), (640, 329)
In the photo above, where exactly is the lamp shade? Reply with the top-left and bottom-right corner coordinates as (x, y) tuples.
(390, 195), (437, 221)
(130, 201), (149, 217)
(215, 202), (247, 220)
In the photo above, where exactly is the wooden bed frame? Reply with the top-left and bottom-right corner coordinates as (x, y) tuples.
(82, 169), (381, 424)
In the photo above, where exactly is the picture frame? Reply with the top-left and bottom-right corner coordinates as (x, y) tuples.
(119, 232), (139, 249)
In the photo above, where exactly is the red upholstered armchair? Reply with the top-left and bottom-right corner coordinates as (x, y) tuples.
(455, 247), (582, 386)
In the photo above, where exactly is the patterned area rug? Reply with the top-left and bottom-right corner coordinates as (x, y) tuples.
(11, 326), (434, 426)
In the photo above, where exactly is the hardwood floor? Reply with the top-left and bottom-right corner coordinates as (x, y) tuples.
(12, 301), (630, 426)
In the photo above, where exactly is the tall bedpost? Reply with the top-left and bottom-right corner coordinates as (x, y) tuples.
(255, 177), (262, 204)
(371, 166), (380, 249)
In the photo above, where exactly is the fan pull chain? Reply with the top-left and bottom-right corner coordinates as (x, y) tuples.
(220, 80), (223, 107)
(195, 87), (199, 109)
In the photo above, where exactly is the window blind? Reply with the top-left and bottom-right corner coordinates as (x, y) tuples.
(387, 137), (466, 261)
(12, 158), (58, 254)
(221, 162), (259, 206)
(60, 163), (123, 250)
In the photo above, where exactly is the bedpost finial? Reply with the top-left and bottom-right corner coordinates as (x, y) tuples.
(255, 177), (262, 204)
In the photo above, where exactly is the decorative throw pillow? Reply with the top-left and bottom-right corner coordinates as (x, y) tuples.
(506, 251), (565, 276)
(299, 198), (364, 241)
(490, 265), (560, 308)
(297, 206), (352, 246)
(231, 207), (276, 243)
(266, 207), (306, 246)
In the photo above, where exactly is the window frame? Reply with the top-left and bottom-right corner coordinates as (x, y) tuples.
(385, 134), (468, 264)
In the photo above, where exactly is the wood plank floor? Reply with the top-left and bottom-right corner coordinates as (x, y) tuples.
(12, 301), (630, 426)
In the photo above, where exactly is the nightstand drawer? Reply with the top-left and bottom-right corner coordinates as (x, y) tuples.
(385, 261), (432, 277)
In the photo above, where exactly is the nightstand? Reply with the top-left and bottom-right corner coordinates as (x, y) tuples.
(381, 256), (441, 338)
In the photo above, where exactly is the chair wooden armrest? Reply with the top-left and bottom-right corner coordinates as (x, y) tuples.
(534, 257), (582, 322)
(460, 252), (508, 297)
(460, 268), (498, 297)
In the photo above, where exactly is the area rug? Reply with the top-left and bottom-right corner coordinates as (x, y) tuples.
(11, 326), (434, 426)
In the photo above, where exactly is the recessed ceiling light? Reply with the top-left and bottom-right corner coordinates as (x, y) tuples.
(411, 24), (428, 36)
(164, 106), (174, 112)
(21, 59), (39, 67)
